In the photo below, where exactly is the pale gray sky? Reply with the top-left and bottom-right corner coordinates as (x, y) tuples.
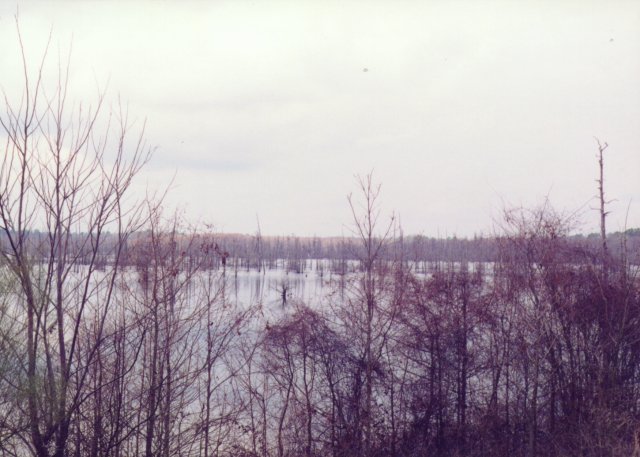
(1, 1), (639, 236)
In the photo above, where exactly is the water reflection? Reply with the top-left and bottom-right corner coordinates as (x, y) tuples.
(225, 259), (331, 309)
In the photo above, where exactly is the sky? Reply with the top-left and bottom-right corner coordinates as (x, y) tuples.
(0, 1), (639, 237)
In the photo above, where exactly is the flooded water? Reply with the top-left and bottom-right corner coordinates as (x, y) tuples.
(199, 258), (492, 322)
(222, 259), (346, 311)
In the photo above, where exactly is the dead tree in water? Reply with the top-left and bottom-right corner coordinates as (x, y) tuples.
(276, 281), (290, 307)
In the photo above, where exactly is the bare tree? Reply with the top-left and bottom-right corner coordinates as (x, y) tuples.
(596, 138), (610, 260)
(0, 23), (149, 457)
(345, 173), (395, 456)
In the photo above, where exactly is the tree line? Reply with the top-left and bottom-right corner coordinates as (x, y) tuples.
(3, 226), (637, 278)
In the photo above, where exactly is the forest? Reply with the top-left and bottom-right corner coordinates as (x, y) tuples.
(1, 33), (639, 457)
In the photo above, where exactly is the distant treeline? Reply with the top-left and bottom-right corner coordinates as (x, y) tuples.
(3, 229), (639, 272)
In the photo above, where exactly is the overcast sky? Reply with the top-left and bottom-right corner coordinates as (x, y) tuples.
(1, 1), (639, 237)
